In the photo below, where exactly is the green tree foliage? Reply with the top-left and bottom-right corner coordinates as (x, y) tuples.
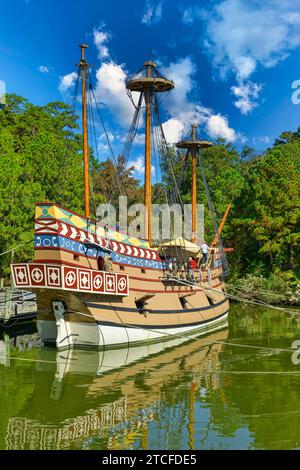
(233, 140), (300, 274)
(92, 155), (143, 208)
(0, 95), (87, 274)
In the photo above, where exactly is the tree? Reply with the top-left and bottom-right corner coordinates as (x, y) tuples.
(92, 155), (143, 209)
(235, 142), (300, 273)
(0, 94), (84, 275)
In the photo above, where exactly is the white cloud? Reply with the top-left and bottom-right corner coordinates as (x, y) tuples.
(182, 6), (202, 24)
(231, 81), (262, 114)
(284, 11), (300, 26)
(160, 57), (238, 142)
(58, 71), (77, 94)
(91, 25), (141, 129)
(92, 54), (238, 142)
(91, 24), (143, 130)
(206, 114), (237, 142)
(93, 27), (110, 59)
(162, 118), (184, 143)
(160, 57), (195, 117)
(252, 136), (270, 145)
(38, 65), (51, 73)
(100, 131), (115, 142)
(94, 61), (136, 128)
(141, 1), (163, 25)
(205, 0), (300, 79)
(97, 131), (129, 155)
(201, 0), (300, 113)
(90, 35), (237, 142)
(128, 156), (155, 176)
(134, 133), (145, 145)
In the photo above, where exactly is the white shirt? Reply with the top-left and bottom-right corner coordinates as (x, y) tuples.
(201, 243), (208, 254)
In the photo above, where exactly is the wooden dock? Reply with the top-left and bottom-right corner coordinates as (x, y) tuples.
(0, 288), (37, 328)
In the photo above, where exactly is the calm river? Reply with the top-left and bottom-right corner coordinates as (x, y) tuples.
(1, 304), (300, 450)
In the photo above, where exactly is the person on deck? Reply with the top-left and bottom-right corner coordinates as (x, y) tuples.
(168, 256), (174, 273)
(187, 257), (197, 282)
(97, 255), (105, 271)
(189, 257), (197, 270)
(104, 255), (113, 272)
(173, 257), (178, 276)
(200, 241), (209, 265)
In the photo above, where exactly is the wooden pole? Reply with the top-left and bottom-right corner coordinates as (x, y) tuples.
(191, 125), (197, 242)
(80, 44), (90, 219)
(188, 382), (196, 450)
(141, 422), (149, 450)
(212, 203), (232, 246)
(144, 64), (153, 242)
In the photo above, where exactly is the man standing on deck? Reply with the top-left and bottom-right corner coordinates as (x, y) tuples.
(201, 241), (208, 264)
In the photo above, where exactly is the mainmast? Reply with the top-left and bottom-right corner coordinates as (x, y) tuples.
(144, 62), (154, 243)
(79, 44), (90, 219)
(126, 62), (174, 243)
(176, 125), (212, 242)
(191, 124), (197, 242)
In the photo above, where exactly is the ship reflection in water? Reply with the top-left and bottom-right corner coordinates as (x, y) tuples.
(2, 323), (228, 450)
(3, 305), (300, 450)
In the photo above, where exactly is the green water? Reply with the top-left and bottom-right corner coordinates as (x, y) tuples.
(1, 304), (300, 450)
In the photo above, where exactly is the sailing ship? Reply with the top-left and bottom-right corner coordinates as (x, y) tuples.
(10, 45), (230, 349)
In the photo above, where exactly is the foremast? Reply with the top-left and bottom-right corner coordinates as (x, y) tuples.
(176, 125), (213, 242)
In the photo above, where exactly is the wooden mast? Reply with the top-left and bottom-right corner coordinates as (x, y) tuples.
(211, 203), (232, 246)
(144, 61), (154, 243)
(126, 62), (174, 243)
(191, 124), (197, 242)
(79, 44), (90, 219)
(176, 127), (213, 243)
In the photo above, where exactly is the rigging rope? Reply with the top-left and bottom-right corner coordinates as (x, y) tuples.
(119, 92), (143, 170)
(151, 98), (187, 265)
(60, 65), (80, 206)
(86, 81), (98, 217)
(153, 95), (196, 264)
(87, 71), (127, 204)
(197, 151), (230, 277)
(0, 240), (34, 257)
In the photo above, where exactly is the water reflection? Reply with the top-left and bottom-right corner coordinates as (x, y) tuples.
(1, 323), (228, 450)
(1, 305), (300, 450)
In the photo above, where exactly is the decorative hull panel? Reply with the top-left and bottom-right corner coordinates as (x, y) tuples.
(11, 263), (129, 296)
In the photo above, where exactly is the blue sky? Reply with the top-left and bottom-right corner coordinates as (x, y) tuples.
(2, 0), (300, 178)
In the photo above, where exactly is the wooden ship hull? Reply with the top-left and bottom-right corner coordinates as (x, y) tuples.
(11, 203), (229, 349)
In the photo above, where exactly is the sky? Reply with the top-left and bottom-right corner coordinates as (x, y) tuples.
(2, 0), (300, 179)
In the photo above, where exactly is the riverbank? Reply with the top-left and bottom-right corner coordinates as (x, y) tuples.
(229, 272), (300, 306)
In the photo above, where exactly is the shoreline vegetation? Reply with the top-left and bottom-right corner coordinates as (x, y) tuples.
(0, 94), (299, 307)
(230, 272), (300, 306)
